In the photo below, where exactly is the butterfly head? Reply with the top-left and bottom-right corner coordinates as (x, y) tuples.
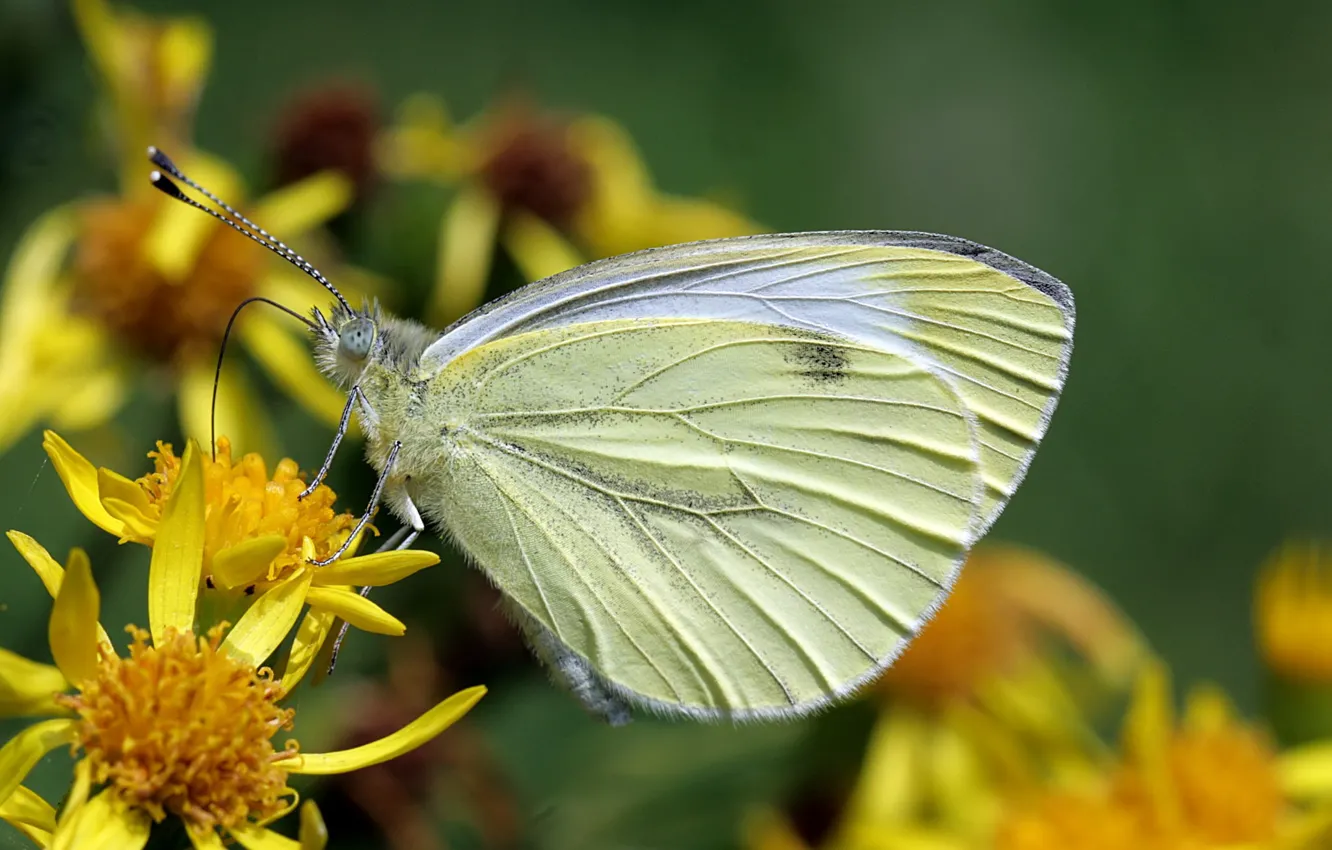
(312, 300), (382, 388)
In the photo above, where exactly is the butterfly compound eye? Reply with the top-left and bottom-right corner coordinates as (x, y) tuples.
(338, 318), (375, 361)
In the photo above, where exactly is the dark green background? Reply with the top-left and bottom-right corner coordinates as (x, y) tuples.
(2, 1), (1330, 847)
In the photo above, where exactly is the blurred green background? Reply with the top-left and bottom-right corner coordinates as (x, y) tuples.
(3, 1), (1331, 847)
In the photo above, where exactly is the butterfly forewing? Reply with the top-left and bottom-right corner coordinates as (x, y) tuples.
(414, 232), (1074, 718)
(424, 232), (1073, 532)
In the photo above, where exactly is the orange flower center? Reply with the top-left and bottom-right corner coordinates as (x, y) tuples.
(73, 198), (259, 363)
(1000, 715), (1283, 848)
(479, 108), (592, 229)
(1165, 720), (1283, 843)
(995, 792), (1166, 850)
(56, 625), (299, 829)
(136, 437), (359, 582)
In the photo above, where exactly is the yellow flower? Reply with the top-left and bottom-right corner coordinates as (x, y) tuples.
(994, 661), (1332, 850)
(72, 0), (211, 197)
(0, 465), (484, 846)
(1252, 541), (1332, 747)
(37, 431), (441, 652)
(1255, 541), (1332, 685)
(0, 0), (366, 457)
(378, 93), (763, 325)
(746, 546), (1146, 850)
(851, 546), (1142, 838)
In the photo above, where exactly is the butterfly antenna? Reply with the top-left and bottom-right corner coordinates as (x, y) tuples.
(211, 296), (317, 461)
(146, 146), (352, 312)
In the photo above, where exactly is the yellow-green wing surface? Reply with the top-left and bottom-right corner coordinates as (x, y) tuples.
(416, 232), (1075, 718)
(426, 318), (983, 717)
(425, 232), (1074, 529)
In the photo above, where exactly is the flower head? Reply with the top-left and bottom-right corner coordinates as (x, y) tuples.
(378, 93), (764, 325)
(993, 661), (1332, 850)
(0, 446), (484, 846)
(878, 544), (1145, 709)
(41, 430), (440, 641)
(0, 0), (370, 457)
(1256, 541), (1332, 684)
(58, 624), (298, 830)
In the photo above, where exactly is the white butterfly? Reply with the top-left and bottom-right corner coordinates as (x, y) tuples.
(151, 149), (1074, 724)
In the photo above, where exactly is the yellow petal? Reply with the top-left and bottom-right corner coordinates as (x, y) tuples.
(179, 358), (275, 459)
(298, 801), (327, 850)
(8, 530), (65, 597)
(0, 207), (77, 371)
(430, 184), (501, 326)
(221, 569), (314, 668)
(228, 823), (300, 850)
(144, 153), (243, 282)
(41, 432), (125, 537)
(99, 499), (159, 542)
(0, 648), (68, 717)
(1121, 659), (1180, 826)
(49, 549), (100, 686)
(4, 815), (51, 846)
(840, 707), (925, 830)
(1182, 683), (1235, 734)
(70, 0), (122, 101)
(186, 823), (226, 850)
(50, 788), (150, 850)
(288, 685), (485, 774)
(95, 467), (152, 520)
(148, 440), (203, 643)
(377, 93), (474, 180)
(0, 719), (75, 806)
(502, 211), (583, 281)
(247, 172), (352, 238)
(305, 587), (405, 636)
(1280, 740), (1332, 801)
(237, 308), (351, 429)
(0, 785), (57, 835)
(7, 532), (113, 653)
(157, 17), (212, 118)
(311, 549), (439, 587)
(212, 535), (288, 590)
(49, 366), (127, 433)
(61, 760), (92, 829)
(278, 609), (337, 697)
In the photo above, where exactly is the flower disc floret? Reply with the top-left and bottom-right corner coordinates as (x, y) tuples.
(57, 624), (298, 829)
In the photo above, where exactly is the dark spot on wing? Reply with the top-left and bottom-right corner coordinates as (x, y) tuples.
(788, 342), (849, 384)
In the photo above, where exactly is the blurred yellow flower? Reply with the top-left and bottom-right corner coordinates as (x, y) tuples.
(0, 529), (484, 848)
(35, 431), (441, 660)
(994, 661), (1332, 850)
(0, 0), (365, 457)
(1254, 541), (1332, 747)
(1255, 541), (1332, 685)
(379, 93), (763, 324)
(748, 545), (1146, 850)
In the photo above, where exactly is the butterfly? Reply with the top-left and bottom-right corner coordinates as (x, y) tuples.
(150, 148), (1074, 724)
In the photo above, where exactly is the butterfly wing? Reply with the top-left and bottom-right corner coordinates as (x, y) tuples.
(419, 232), (1074, 718)
(424, 232), (1074, 529)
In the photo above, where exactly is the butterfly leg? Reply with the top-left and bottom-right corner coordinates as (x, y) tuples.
(325, 486), (426, 675)
(310, 440), (400, 567)
(300, 385), (364, 499)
